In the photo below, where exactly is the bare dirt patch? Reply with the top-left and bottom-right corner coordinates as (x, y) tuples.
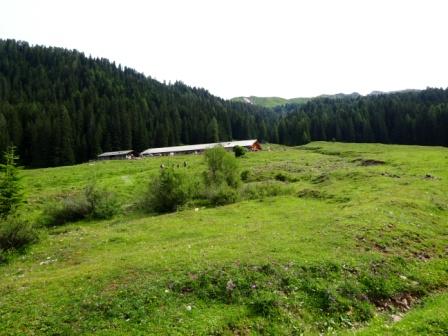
(353, 158), (386, 166)
(375, 292), (416, 312)
(297, 188), (350, 203)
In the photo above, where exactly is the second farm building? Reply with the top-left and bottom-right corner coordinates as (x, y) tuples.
(139, 139), (261, 157)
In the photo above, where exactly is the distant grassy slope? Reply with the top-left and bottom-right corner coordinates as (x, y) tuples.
(1, 142), (447, 335)
(231, 96), (311, 108)
(230, 93), (362, 108)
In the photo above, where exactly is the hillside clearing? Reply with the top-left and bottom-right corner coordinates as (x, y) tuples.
(1, 142), (447, 335)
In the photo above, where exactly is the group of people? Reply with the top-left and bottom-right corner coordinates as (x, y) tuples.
(160, 161), (188, 169)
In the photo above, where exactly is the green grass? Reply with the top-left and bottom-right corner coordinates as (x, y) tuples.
(1, 142), (447, 335)
(231, 96), (311, 108)
(231, 93), (364, 108)
(346, 292), (448, 335)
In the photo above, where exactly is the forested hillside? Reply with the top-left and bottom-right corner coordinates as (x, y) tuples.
(276, 90), (448, 146)
(0, 39), (447, 167)
(0, 40), (276, 167)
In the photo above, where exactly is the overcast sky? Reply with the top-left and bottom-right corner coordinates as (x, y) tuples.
(1, 0), (448, 99)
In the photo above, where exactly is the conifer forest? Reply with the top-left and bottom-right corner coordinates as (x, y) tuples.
(0, 39), (446, 167)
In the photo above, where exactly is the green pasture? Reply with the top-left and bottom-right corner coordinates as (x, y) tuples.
(1, 142), (447, 335)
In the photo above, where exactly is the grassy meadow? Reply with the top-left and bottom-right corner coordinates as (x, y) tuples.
(0, 142), (447, 335)
(231, 96), (311, 108)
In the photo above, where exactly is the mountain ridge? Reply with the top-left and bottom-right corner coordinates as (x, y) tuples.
(231, 89), (423, 108)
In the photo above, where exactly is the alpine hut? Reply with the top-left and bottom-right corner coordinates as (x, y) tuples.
(97, 150), (137, 160)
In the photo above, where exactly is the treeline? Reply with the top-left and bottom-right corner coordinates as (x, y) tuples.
(0, 39), (447, 167)
(275, 89), (448, 146)
(0, 39), (276, 167)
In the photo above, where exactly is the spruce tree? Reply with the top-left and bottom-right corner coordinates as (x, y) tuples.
(0, 113), (9, 152)
(207, 117), (219, 143)
(57, 106), (75, 165)
(0, 146), (22, 218)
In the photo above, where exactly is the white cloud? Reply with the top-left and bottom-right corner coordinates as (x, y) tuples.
(1, 0), (447, 98)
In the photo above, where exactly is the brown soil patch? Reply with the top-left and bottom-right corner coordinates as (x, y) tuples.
(354, 158), (386, 166)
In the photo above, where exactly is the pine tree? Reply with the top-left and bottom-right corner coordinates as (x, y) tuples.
(207, 117), (219, 143)
(0, 113), (9, 153)
(56, 105), (75, 165)
(0, 146), (22, 218)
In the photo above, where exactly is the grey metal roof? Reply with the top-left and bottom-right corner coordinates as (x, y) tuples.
(98, 150), (134, 157)
(140, 140), (258, 156)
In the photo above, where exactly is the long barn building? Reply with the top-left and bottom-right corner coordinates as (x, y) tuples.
(97, 150), (137, 160)
(140, 139), (261, 157)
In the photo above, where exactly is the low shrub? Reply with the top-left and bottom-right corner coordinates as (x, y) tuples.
(44, 194), (90, 226)
(250, 291), (282, 317)
(233, 145), (247, 158)
(311, 174), (329, 184)
(85, 184), (119, 219)
(203, 146), (240, 189)
(203, 147), (241, 206)
(360, 273), (402, 301)
(240, 170), (250, 182)
(44, 184), (118, 226)
(205, 184), (239, 206)
(274, 172), (287, 182)
(142, 167), (191, 213)
(274, 172), (298, 183)
(0, 215), (37, 252)
(240, 181), (294, 200)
